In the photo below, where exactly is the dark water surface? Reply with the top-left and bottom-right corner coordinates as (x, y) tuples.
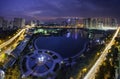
(34, 29), (88, 59)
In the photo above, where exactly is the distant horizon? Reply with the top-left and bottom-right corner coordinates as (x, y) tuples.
(1, 15), (120, 21)
(0, 16), (119, 24)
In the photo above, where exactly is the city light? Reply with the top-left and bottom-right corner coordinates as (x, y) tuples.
(37, 54), (46, 64)
(84, 27), (120, 79)
(0, 1), (119, 78)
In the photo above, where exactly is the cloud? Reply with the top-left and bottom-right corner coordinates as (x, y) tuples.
(0, 0), (120, 19)
(27, 11), (42, 16)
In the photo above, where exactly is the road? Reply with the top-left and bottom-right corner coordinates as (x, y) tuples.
(0, 25), (34, 53)
(0, 24), (35, 50)
(84, 27), (120, 79)
(0, 30), (25, 62)
(0, 29), (25, 49)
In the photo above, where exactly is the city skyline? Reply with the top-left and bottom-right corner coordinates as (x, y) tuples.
(0, 0), (120, 20)
(1, 0), (120, 79)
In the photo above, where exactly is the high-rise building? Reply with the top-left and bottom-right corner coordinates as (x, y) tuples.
(111, 18), (117, 27)
(13, 18), (25, 28)
(0, 17), (4, 28)
(9, 21), (14, 30)
(2, 20), (9, 30)
(83, 18), (91, 28)
(67, 17), (80, 27)
(83, 17), (118, 28)
(104, 18), (110, 27)
(92, 19), (96, 27)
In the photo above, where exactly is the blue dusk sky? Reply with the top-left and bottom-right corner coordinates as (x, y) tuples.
(0, 0), (120, 20)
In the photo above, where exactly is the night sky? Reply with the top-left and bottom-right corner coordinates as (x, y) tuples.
(0, 0), (120, 20)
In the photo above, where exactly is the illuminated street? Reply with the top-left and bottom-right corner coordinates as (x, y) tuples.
(0, 29), (25, 49)
(0, 0), (120, 79)
(84, 27), (120, 79)
(0, 29), (25, 63)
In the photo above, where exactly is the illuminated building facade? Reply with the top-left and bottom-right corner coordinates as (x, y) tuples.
(0, 17), (12, 30)
(13, 18), (25, 29)
(83, 18), (118, 29)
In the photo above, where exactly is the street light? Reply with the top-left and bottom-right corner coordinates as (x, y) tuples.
(97, 52), (100, 56)
(70, 77), (74, 79)
(82, 68), (87, 73)
(80, 68), (87, 79)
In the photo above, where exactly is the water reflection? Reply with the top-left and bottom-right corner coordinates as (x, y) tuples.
(34, 29), (88, 59)
(66, 28), (84, 39)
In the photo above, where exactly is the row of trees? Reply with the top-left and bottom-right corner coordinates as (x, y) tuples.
(95, 41), (119, 79)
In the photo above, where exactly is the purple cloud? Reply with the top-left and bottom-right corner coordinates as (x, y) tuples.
(0, 0), (120, 19)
